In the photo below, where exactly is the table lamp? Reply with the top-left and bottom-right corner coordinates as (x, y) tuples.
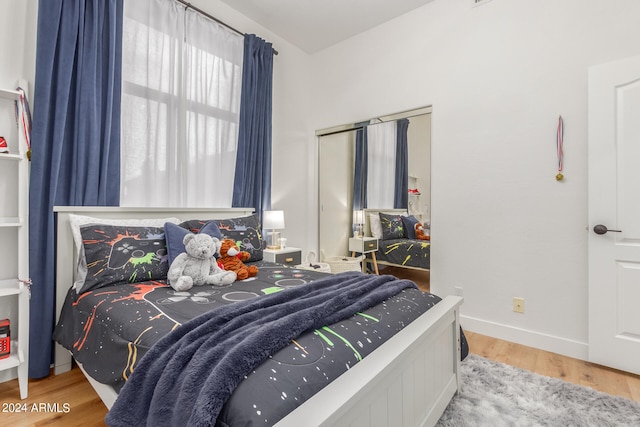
(263, 210), (285, 249)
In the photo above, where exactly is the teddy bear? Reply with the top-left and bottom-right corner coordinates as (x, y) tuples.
(218, 238), (258, 280)
(167, 233), (236, 291)
(415, 222), (430, 241)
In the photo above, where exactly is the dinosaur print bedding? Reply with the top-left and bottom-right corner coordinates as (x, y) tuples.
(54, 262), (465, 426)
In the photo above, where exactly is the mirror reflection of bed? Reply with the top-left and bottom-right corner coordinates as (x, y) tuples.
(318, 107), (431, 284)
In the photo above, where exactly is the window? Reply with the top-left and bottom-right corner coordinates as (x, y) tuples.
(120, 0), (244, 207)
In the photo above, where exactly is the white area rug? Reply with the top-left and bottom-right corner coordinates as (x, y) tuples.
(437, 354), (640, 427)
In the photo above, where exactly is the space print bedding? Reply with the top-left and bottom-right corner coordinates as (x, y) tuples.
(54, 263), (466, 426)
(104, 272), (425, 426)
(368, 211), (431, 270)
(375, 238), (431, 269)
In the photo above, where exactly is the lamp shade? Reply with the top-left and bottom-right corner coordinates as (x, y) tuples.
(263, 210), (285, 230)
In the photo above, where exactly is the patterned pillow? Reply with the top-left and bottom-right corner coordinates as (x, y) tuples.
(211, 214), (265, 261)
(379, 212), (405, 240)
(68, 215), (180, 293)
(79, 224), (170, 293)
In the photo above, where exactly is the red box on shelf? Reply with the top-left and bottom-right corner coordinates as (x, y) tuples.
(0, 319), (10, 359)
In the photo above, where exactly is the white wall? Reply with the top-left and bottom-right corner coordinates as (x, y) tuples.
(307, 0), (640, 360)
(0, 0), (36, 90)
(9, 0), (640, 368)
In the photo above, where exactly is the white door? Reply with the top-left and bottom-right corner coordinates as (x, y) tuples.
(588, 55), (640, 375)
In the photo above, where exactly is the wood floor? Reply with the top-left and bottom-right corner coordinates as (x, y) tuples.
(1, 267), (638, 425)
(1, 336), (639, 426)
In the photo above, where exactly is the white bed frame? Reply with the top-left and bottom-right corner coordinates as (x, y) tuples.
(53, 206), (462, 427)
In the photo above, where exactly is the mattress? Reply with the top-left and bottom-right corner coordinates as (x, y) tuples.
(374, 238), (431, 269)
(55, 261), (465, 425)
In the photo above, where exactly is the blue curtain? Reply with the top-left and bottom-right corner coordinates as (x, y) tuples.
(352, 123), (369, 210)
(232, 34), (275, 218)
(29, 0), (123, 378)
(394, 118), (409, 209)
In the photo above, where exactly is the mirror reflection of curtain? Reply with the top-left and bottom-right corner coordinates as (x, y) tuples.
(367, 121), (397, 208)
(352, 122), (369, 210)
(394, 118), (409, 209)
(353, 119), (409, 210)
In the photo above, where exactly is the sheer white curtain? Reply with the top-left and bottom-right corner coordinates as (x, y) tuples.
(120, 0), (244, 207)
(367, 121), (397, 208)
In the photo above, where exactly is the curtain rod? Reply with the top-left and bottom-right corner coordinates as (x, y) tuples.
(175, 0), (279, 55)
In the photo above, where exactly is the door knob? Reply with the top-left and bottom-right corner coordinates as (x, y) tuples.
(593, 224), (622, 235)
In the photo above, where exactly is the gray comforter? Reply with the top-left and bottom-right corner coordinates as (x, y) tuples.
(105, 272), (417, 427)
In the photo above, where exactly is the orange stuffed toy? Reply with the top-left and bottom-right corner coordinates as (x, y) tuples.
(415, 223), (430, 241)
(218, 239), (259, 280)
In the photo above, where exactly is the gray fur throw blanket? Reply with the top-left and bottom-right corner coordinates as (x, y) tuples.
(105, 272), (417, 427)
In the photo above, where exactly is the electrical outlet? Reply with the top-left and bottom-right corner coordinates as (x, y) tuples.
(513, 297), (525, 313)
(454, 286), (463, 297)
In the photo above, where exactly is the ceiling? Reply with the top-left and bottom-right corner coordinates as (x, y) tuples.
(217, 0), (436, 54)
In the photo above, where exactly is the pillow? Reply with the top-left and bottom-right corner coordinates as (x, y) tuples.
(401, 215), (420, 239)
(369, 213), (383, 239)
(79, 224), (170, 294)
(211, 214), (265, 261)
(68, 214), (181, 292)
(165, 220), (222, 265)
(379, 212), (405, 240)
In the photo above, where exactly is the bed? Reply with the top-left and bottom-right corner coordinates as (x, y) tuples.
(364, 209), (431, 272)
(53, 206), (464, 426)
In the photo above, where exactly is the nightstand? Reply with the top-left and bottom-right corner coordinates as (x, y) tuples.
(349, 237), (379, 274)
(263, 247), (302, 267)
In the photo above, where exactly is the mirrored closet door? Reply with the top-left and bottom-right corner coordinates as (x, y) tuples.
(317, 107), (432, 261)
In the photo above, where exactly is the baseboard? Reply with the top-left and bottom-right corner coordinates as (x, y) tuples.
(461, 315), (588, 361)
